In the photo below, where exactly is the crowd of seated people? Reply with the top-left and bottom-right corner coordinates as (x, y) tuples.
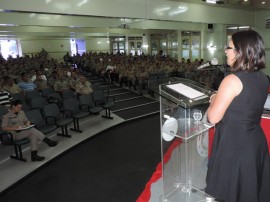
(0, 50), (224, 106)
(0, 50), (223, 97)
(0, 50), (224, 162)
(64, 51), (223, 93)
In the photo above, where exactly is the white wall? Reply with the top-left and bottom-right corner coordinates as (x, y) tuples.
(20, 39), (70, 61)
(85, 38), (110, 53)
(201, 24), (227, 64)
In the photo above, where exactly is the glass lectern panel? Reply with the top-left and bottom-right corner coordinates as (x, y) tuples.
(160, 78), (214, 202)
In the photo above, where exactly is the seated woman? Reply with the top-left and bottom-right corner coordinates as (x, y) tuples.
(1, 100), (58, 162)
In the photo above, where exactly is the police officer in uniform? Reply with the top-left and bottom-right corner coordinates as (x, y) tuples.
(1, 100), (58, 161)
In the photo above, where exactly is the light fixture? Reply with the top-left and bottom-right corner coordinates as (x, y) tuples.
(202, 0), (226, 4)
(205, 0), (217, 4)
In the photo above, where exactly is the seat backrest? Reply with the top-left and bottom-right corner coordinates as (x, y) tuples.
(0, 106), (8, 118)
(25, 109), (45, 128)
(25, 90), (41, 100)
(11, 93), (26, 103)
(31, 97), (48, 110)
(48, 92), (62, 101)
(62, 89), (77, 100)
(42, 103), (61, 123)
(63, 98), (80, 115)
(91, 83), (102, 92)
(41, 87), (54, 98)
(47, 93), (63, 108)
(93, 91), (105, 106)
(78, 94), (94, 108)
(0, 106), (14, 145)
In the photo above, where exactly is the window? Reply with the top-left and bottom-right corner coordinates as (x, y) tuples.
(128, 37), (143, 56)
(0, 40), (20, 59)
(110, 36), (126, 54)
(150, 33), (178, 59)
(181, 31), (201, 61)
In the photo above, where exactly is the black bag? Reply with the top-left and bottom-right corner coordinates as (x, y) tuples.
(0, 132), (13, 145)
(47, 96), (63, 108)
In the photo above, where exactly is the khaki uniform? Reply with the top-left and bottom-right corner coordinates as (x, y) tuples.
(54, 80), (70, 92)
(69, 77), (79, 90)
(34, 79), (48, 91)
(75, 81), (93, 95)
(2, 84), (21, 94)
(137, 70), (148, 93)
(1, 110), (45, 151)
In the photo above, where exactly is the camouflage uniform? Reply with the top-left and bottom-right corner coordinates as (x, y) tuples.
(34, 78), (48, 91)
(54, 79), (70, 93)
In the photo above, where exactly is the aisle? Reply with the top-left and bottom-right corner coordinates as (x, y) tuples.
(0, 114), (161, 202)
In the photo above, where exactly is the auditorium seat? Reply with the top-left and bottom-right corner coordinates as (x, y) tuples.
(62, 98), (89, 133)
(43, 103), (73, 138)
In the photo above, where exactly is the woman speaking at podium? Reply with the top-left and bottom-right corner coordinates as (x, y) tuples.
(205, 29), (270, 202)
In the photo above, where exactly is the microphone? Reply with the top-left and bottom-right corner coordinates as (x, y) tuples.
(197, 58), (218, 70)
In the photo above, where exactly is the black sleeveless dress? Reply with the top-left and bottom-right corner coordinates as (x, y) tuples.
(205, 71), (270, 202)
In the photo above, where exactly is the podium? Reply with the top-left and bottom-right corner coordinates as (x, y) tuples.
(159, 78), (214, 202)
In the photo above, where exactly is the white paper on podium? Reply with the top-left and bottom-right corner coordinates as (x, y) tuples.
(167, 83), (207, 100)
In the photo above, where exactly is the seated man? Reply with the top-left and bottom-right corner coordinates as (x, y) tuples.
(75, 75), (93, 95)
(1, 100), (58, 161)
(54, 72), (70, 93)
(31, 70), (47, 82)
(18, 72), (36, 93)
(34, 73), (48, 91)
(2, 77), (22, 94)
(69, 71), (79, 91)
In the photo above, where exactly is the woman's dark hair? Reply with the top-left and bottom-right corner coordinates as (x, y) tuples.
(10, 100), (23, 108)
(231, 29), (265, 72)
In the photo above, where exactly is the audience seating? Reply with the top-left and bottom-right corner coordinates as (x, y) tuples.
(48, 92), (62, 101)
(62, 89), (77, 100)
(43, 103), (73, 138)
(91, 83), (109, 96)
(62, 98), (89, 133)
(41, 87), (54, 98)
(78, 94), (103, 115)
(0, 105), (30, 162)
(11, 92), (26, 103)
(25, 90), (41, 104)
(25, 109), (58, 134)
(47, 92), (63, 109)
(93, 91), (115, 119)
(11, 93), (31, 111)
(9, 138), (30, 162)
(30, 96), (48, 110)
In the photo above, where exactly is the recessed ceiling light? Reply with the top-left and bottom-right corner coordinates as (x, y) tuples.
(262, 1), (265, 4)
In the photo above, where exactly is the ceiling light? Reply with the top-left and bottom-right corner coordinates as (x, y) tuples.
(202, 0), (225, 4)
(262, 2), (266, 4)
(206, 0), (217, 4)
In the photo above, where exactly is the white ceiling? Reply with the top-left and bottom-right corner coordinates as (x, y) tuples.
(173, 0), (270, 10)
(0, 0), (268, 40)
